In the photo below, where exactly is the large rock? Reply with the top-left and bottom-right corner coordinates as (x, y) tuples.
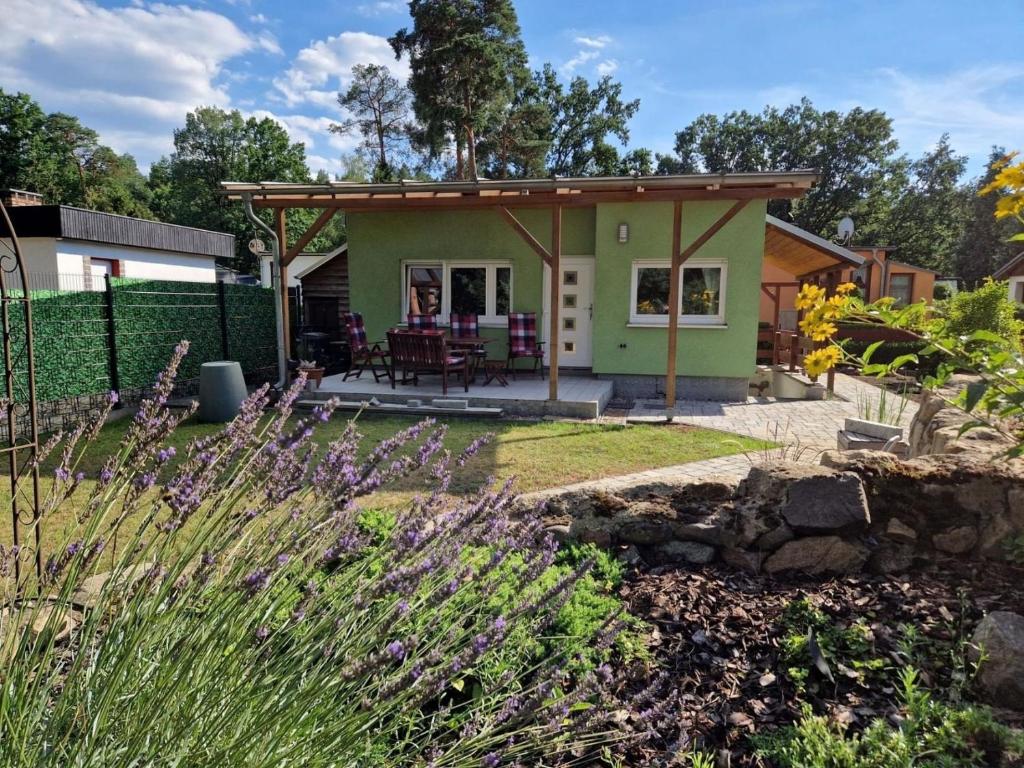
(653, 540), (716, 565)
(764, 536), (868, 575)
(970, 611), (1024, 711)
(742, 463), (870, 535)
(932, 526), (978, 554)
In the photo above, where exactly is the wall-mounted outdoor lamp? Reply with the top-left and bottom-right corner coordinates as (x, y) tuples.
(617, 223), (629, 243)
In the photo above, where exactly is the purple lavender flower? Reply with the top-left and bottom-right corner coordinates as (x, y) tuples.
(386, 640), (405, 661)
(242, 568), (270, 595)
(482, 753), (500, 767)
(255, 626), (269, 641)
(54, 467), (70, 481)
(108, 390), (120, 405)
(156, 446), (177, 464)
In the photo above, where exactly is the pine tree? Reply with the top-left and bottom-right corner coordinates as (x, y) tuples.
(390, 0), (529, 180)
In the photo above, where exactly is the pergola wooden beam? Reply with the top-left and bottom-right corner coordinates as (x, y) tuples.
(243, 185), (810, 210)
(665, 199), (750, 407)
(498, 206), (552, 267)
(284, 208), (337, 266)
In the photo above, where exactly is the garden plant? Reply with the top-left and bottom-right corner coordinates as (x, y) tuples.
(0, 342), (664, 767)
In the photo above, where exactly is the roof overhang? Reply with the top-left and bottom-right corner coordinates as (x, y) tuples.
(221, 171), (819, 211)
(764, 214), (864, 277)
(993, 252), (1024, 280)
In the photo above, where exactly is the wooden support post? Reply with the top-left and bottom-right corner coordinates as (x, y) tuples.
(665, 200), (683, 407)
(548, 204), (561, 401)
(274, 209), (290, 359)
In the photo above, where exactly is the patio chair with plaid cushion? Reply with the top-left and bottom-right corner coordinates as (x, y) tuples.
(506, 312), (544, 380)
(343, 312), (390, 382)
(450, 312), (487, 357)
(406, 313), (438, 331)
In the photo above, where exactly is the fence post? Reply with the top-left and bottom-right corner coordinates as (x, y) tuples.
(216, 280), (230, 360)
(104, 274), (122, 408)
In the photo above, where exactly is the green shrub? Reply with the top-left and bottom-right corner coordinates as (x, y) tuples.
(944, 279), (1023, 352)
(754, 668), (1024, 767)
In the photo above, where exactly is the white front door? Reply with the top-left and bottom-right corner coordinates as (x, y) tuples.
(543, 256), (594, 368)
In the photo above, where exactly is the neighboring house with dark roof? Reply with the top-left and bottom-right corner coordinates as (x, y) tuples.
(0, 189), (234, 291)
(993, 252), (1024, 302)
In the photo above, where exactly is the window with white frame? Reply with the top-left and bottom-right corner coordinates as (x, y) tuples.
(403, 262), (512, 325)
(629, 259), (727, 325)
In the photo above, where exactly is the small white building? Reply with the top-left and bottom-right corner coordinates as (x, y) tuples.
(0, 189), (234, 291)
(994, 252), (1024, 302)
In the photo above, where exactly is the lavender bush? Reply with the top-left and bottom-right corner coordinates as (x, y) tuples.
(0, 343), (658, 766)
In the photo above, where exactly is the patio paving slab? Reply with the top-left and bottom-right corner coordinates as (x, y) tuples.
(311, 372), (614, 419)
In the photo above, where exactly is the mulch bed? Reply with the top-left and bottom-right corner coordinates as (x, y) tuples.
(615, 557), (1024, 765)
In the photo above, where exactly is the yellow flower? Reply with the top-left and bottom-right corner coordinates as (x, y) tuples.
(821, 294), (849, 319)
(799, 307), (838, 341)
(795, 283), (825, 311)
(803, 346), (842, 379)
(835, 282), (857, 295)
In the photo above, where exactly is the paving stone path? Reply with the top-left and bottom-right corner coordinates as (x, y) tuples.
(522, 373), (917, 502)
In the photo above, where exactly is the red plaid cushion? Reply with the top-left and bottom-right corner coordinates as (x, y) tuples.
(508, 312), (539, 355)
(407, 313), (438, 330)
(449, 313), (479, 338)
(346, 312), (369, 353)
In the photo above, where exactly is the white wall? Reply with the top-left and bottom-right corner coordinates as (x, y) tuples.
(56, 240), (217, 284)
(1009, 276), (1024, 303)
(260, 253), (330, 288)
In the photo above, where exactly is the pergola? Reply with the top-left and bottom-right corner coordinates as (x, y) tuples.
(222, 171), (818, 406)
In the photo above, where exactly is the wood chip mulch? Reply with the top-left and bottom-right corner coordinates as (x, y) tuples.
(614, 558), (1024, 765)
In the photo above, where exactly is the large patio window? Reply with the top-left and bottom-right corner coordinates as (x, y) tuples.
(403, 261), (512, 325)
(629, 259), (727, 325)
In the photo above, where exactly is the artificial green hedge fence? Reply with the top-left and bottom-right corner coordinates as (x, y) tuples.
(7, 278), (277, 404)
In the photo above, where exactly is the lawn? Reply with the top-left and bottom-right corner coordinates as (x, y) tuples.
(1, 410), (766, 552)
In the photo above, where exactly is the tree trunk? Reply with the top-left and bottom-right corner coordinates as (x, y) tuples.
(455, 131), (464, 180)
(463, 86), (476, 179)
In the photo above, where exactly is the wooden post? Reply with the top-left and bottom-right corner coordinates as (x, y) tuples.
(548, 204), (561, 401)
(665, 200), (683, 407)
(274, 209), (290, 359)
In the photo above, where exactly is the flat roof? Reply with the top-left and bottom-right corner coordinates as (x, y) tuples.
(221, 171), (819, 210)
(0, 205), (235, 259)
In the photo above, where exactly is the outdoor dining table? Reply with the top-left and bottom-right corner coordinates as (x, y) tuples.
(445, 335), (492, 381)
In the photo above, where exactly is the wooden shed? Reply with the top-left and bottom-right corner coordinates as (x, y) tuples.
(295, 243), (349, 335)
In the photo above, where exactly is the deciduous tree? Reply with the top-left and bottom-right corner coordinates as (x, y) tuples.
(657, 99), (900, 238)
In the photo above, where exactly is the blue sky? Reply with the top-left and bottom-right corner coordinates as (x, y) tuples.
(3, 0), (1022, 179)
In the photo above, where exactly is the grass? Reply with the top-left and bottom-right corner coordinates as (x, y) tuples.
(1, 410), (766, 553)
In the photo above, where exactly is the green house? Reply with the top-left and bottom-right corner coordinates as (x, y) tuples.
(226, 171), (826, 412)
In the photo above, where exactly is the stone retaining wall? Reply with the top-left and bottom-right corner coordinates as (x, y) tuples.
(536, 451), (1024, 576)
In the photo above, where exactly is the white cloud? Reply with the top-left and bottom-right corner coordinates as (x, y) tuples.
(574, 35), (611, 49)
(561, 49), (599, 75)
(0, 0), (259, 163)
(356, 1), (406, 16)
(249, 110), (357, 154)
(272, 31), (409, 108)
(866, 65), (1024, 161)
(561, 33), (614, 75)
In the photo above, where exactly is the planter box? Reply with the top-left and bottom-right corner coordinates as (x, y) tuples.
(843, 418), (902, 441)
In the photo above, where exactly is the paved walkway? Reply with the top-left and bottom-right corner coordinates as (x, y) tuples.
(628, 373), (917, 454)
(522, 374), (917, 501)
